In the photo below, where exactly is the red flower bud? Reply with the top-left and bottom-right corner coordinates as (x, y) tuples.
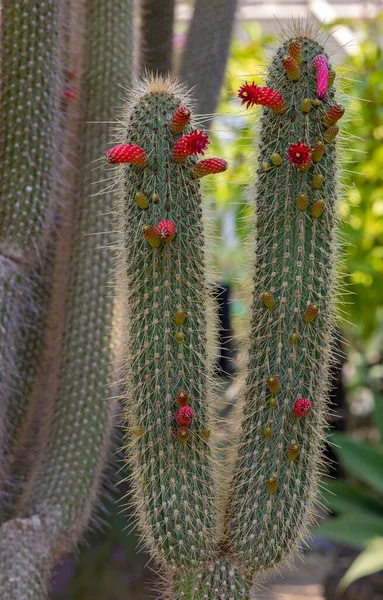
(170, 106), (191, 134)
(192, 158), (228, 179)
(293, 398), (312, 418)
(313, 55), (329, 100)
(176, 389), (189, 406)
(156, 219), (176, 243)
(176, 406), (195, 427)
(105, 144), (149, 167)
(238, 82), (286, 114)
(172, 130), (209, 163)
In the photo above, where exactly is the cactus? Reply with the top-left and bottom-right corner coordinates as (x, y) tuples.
(0, 0), (136, 595)
(140, 0), (175, 75)
(222, 32), (343, 575)
(111, 75), (228, 569)
(179, 0), (239, 123)
(0, 3), (348, 597)
(0, 0), (64, 488)
(171, 558), (252, 600)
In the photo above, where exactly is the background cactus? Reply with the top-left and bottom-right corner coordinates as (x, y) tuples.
(179, 0), (239, 124)
(0, 0), (135, 596)
(0, 0), (63, 489)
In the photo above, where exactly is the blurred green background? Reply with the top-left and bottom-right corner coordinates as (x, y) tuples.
(52, 14), (383, 600)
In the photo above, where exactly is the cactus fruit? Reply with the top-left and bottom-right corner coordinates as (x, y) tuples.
(224, 31), (344, 575)
(114, 75), (227, 569)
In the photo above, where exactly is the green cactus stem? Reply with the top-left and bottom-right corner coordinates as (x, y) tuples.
(179, 0), (239, 124)
(0, 0), (63, 497)
(171, 558), (252, 600)
(140, 0), (175, 75)
(0, 0), (136, 595)
(113, 76), (228, 569)
(226, 32), (344, 573)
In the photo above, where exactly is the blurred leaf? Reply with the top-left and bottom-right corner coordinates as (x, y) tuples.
(321, 480), (383, 516)
(331, 433), (383, 494)
(318, 514), (383, 548)
(339, 538), (383, 591)
(373, 392), (383, 438)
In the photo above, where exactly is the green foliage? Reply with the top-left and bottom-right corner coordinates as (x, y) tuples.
(336, 18), (383, 338)
(321, 380), (383, 587)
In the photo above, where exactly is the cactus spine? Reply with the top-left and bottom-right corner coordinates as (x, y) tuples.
(113, 76), (228, 569)
(224, 32), (343, 574)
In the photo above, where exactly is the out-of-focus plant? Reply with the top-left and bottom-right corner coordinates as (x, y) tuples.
(336, 16), (383, 339)
(320, 397), (383, 589)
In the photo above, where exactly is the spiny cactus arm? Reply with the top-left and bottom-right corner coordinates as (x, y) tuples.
(113, 76), (228, 569)
(171, 558), (253, 600)
(225, 33), (344, 574)
(140, 0), (175, 75)
(0, 0), (62, 259)
(0, 252), (55, 521)
(0, 1), (136, 594)
(179, 0), (238, 124)
(0, 517), (50, 598)
(23, 0), (135, 549)
(0, 0), (64, 491)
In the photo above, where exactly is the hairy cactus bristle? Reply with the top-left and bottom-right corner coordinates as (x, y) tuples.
(114, 76), (227, 569)
(225, 32), (344, 574)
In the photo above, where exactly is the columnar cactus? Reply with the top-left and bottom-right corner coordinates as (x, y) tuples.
(223, 33), (344, 573)
(0, 0), (63, 486)
(0, 0), (136, 596)
(179, 0), (239, 123)
(140, 0), (175, 75)
(111, 76), (228, 569)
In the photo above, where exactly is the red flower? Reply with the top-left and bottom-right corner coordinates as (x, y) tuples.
(238, 82), (261, 108)
(287, 142), (312, 169)
(176, 406), (195, 427)
(172, 129), (209, 163)
(293, 397), (312, 418)
(238, 82), (286, 114)
(105, 144), (149, 167)
(192, 158), (228, 179)
(156, 219), (176, 243)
